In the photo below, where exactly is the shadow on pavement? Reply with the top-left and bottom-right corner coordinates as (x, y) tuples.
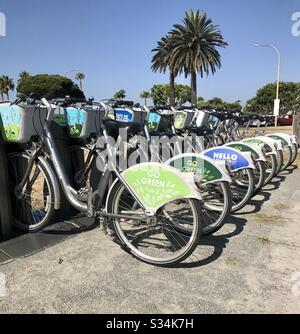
(174, 215), (247, 268)
(278, 165), (297, 176)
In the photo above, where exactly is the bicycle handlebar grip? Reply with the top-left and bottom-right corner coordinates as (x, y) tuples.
(41, 98), (53, 122)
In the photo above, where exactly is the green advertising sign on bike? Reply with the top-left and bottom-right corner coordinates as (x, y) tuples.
(121, 163), (200, 210)
(166, 155), (224, 184)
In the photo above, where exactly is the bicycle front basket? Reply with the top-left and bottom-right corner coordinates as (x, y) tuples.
(0, 104), (47, 143)
(64, 106), (99, 139)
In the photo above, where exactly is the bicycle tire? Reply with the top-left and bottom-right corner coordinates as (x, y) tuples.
(198, 181), (232, 236)
(291, 143), (299, 165)
(7, 152), (55, 232)
(230, 168), (255, 213)
(106, 180), (203, 266)
(263, 154), (277, 186)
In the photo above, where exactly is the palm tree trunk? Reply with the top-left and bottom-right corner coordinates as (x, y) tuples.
(0, 93), (3, 101)
(169, 71), (175, 107)
(144, 98), (147, 107)
(80, 80), (83, 91)
(191, 70), (197, 106)
(6, 92), (9, 101)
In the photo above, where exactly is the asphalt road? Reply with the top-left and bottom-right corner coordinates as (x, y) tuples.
(0, 167), (300, 314)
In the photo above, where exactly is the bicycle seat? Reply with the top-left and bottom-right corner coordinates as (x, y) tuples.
(148, 131), (176, 139)
(189, 127), (214, 136)
(210, 112), (232, 121)
(233, 115), (250, 124)
(102, 119), (142, 138)
(248, 114), (259, 121)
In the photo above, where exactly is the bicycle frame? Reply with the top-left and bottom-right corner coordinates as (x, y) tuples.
(16, 114), (149, 221)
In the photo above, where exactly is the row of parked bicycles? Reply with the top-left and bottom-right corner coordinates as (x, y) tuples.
(0, 94), (298, 266)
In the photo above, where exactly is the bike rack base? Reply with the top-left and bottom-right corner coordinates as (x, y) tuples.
(0, 140), (12, 239)
(0, 215), (97, 265)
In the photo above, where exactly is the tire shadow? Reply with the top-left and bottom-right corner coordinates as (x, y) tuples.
(263, 174), (286, 191)
(278, 165), (297, 176)
(174, 215), (247, 268)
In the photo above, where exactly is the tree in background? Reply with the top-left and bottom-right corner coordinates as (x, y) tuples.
(113, 89), (126, 101)
(18, 71), (30, 85)
(170, 10), (228, 105)
(0, 77), (4, 100)
(151, 35), (178, 106)
(244, 82), (300, 114)
(75, 72), (85, 91)
(140, 91), (151, 106)
(0, 75), (15, 100)
(17, 74), (85, 100)
(151, 83), (191, 106)
(197, 96), (242, 111)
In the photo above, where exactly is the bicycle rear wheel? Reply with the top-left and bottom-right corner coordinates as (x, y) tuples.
(291, 143), (299, 165)
(106, 180), (202, 266)
(281, 146), (293, 171)
(263, 154), (277, 186)
(196, 181), (232, 236)
(252, 160), (266, 195)
(275, 150), (283, 175)
(230, 168), (255, 212)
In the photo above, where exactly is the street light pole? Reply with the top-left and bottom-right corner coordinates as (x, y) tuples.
(254, 44), (281, 127)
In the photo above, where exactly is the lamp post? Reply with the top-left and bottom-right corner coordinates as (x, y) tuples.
(254, 44), (281, 127)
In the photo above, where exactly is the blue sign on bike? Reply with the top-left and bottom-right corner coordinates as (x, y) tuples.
(114, 109), (134, 123)
(203, 147), (251, 171)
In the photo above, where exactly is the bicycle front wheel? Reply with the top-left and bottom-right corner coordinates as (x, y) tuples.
(7, 152), (55, 232)
(106, 180), (203, 266)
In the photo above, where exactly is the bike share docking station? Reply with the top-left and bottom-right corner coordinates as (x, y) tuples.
(0, 121), (98, 265)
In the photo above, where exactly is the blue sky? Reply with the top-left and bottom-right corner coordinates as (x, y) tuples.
(0, 0), (300, 105)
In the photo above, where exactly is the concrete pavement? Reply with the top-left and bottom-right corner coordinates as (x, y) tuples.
(0, 167), (300, 314)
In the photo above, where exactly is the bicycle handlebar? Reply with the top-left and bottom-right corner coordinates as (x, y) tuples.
(41, 98), (54, 122)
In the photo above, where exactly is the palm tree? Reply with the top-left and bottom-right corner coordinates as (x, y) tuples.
(0, 76), (5, 101)
(113, 89), (126, 101)
(171, 10), (228, 105)
(140, 91), (151, 106)
(18, 71), (30, 84)
(151, 34), (178, 106)
(0, 75), (15, 100)
(75, 72), (85, 91)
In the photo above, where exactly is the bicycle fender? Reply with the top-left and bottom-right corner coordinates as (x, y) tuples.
(106, 162), (202, 214)
(165, 153), (232, 184)
(291, 135), (298, 145)
(224, 141), (266, 162)
(38, 156), (61, 210)
(266, 133), (293, 147)
(242, 137), (277, 155)
(202, 147), (255, 172)
(255, 136), (283, 151)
